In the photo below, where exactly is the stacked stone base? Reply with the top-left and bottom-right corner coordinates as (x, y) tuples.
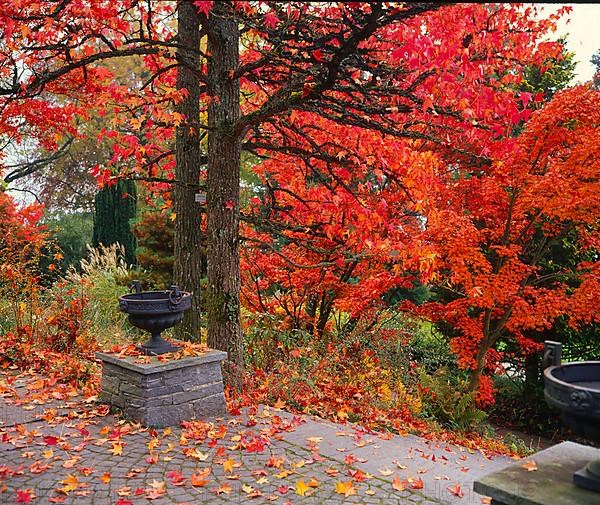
(96, 349), (227, 428)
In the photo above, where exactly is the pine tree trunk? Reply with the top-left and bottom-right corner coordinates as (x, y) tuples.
(205, 2), (244, 388)
(174, 0), (203, 341)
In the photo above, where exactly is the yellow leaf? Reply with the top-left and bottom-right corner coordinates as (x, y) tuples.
(294, 459), (305, 468)
(42, 449), (54, 459)
(110, 442), (123, 456)
(169, 212), (176, 222)
(148, 438), (160, 452)
(335, 480), (357, 497)
(59, 473), (80, 493)
(337, 409), (349, 420)
(223, 459), (237, 474)
(295, 480), (310, 496)
(188, 448), (209, 461)
(378, 468), (394, 476)
(100, 473), (111, 484)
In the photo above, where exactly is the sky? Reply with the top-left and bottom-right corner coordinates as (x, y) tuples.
(540, 3), (599, 83)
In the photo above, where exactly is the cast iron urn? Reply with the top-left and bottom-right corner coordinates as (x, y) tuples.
(119, 281), (192, 355)
(543, 340), (600, 492)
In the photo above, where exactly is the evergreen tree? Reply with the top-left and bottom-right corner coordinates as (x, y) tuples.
(92, 179), (137, 266)
(592, 49), (600, 89)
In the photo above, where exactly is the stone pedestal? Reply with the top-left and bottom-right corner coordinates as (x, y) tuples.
(474, 441), (600, 505)
(96, 349), (227, 428)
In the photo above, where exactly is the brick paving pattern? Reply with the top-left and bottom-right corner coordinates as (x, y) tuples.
(1, 370), (510, 504)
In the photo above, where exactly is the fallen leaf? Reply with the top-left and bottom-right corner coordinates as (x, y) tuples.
(392, 476), (408, 492)
(110, 442), (123, 456)
(335, 480), (357, 497)
(411, 478), (424, 489)
(295, 480), (310, 496)
(190, 467), (211, 486)
(117, 486), (131, 496)
(29, 461), (51, 474)
(43, 436), (59, 446)
(58, 474), (80, 493)
(522, 460), (538, 472)
(448, 483), (464, 497)
(16, 488), (35, 504)
(62, 456), (81, 468)
(344, 454), (357, 465)
(378, 468), (394, 476)
(145, 480), (166, 499)
(223, 459), (238, 473)
(213, 483), (232, 495)
(78, 466), (94, 477)
(100, 473), (111, 484)
(349, 469), (369, 482)
(167, 470), (186, 486)
(266, 455), (286, 468)
(187, 448), (209, 461)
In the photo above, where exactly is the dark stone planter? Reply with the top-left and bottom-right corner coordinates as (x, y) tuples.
(119, 283), (192, 355)
(97, 348), (227, 427)
(475, 340), (600, 503)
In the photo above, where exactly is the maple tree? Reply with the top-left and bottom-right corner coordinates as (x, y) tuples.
(1, 1), (450, 381)
(0, 1), (582, 395)
(238, 5), (576, 379)
(421, 85), (599, 403)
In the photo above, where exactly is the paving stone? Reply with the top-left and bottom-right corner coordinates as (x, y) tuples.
(0, 370), (516, 504)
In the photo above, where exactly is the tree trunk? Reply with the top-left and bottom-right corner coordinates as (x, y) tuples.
(469, 336), (492, 393)
(205, 2), (243, 388)
(173, 0), (203, 342)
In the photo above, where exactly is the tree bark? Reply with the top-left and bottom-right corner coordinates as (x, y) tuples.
(205, 2), (243, 388)
(174, 0), (203, 341)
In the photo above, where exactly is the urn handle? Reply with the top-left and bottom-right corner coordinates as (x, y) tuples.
(130, 280), (142, 294)
(168, 285), (183, 305)
(543, 340), (562, 369)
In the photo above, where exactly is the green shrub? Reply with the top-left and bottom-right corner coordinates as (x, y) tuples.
(418, 367), (488, 432)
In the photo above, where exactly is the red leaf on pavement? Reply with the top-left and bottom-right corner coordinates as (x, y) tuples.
(448, 483), (464, 497)
(16, 489), (35, 504)
(411, 478), (424, 490)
